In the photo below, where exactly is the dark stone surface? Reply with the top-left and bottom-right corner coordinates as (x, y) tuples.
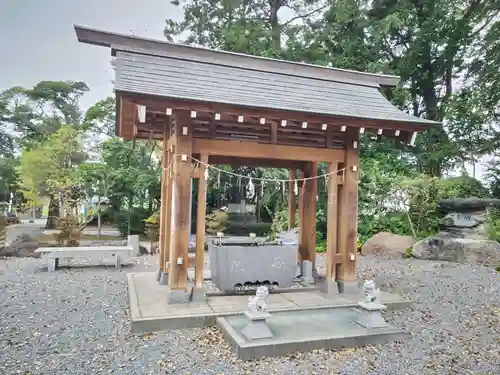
(0, 233), (41, 258)
(412, 237), (500, 266)
(438, 198), (500, 213)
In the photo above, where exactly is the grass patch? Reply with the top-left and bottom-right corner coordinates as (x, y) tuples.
(403, 247), (415, 259)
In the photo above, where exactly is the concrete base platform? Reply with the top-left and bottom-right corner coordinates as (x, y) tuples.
(216, 308), (406, 360)
(128, 272), (411, 334)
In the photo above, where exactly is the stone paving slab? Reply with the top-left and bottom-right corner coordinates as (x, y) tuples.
(282, 291), (349, 307)
(128, 272), (412, 334)
(217, 307), (407, 360)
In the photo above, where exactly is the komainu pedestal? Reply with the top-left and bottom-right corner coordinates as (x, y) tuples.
(355, 280), (389, 329)
(241, 286), (274, 341)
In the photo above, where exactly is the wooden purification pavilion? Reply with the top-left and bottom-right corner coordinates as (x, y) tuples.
(75, 25), (439, 301)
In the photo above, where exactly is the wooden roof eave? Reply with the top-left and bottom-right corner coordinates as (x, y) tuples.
(119, 91), (440, 135)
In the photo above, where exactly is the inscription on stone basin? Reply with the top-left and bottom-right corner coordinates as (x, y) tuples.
(272, 257), (285, 269)
(208, 243), (297, 291)
(443, 212), (479, 228)
(231, 259), (244, 272)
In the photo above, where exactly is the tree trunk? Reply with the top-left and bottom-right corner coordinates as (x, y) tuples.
(147, 193), (153, 213)
(45, 196), (59, 229)
(256, 184), (261, 223)
(269, 0), (281, 50)
(97, 209), (102, 239)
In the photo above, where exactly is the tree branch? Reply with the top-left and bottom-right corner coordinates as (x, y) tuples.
(281, 4), (328, 27)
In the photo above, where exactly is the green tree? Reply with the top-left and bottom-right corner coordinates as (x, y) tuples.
(17, 126), (85, 226)
(1, 81), (118, 226)
(165, 0), (328, 55)
(368, 0), (499, 176)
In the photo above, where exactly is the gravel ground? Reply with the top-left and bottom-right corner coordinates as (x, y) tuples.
(1, 253), (499, 375)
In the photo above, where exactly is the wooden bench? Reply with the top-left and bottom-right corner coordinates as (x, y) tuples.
(34, 235), (139, 272)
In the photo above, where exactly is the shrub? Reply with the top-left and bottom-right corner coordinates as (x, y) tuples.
(145, 210), (161, 241)
(55, 216), (80, 247)
(225, 222), (272, 236)
(486, 207), (500, 242)
(358, 212), (411, 243)
(113, 207), (151, 236)
(269, 209), (292, 237)
(206, 210), (228, 234)
(438, 176), (490, 199)
(0, 216), (6, 246)
(205, 210), (272, 236)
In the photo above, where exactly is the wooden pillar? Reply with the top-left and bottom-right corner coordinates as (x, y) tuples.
(164, 145), (173, 272)
(297, 170), (307, 264)
(326, 161), (339, 294)
(303, 162), (318, 267)
(158, 123), (170, 277)
(194, 154), (208, 289)
(287, 169), (296, 230)
(168, 117), (192, 294)
(336, 130), (359, 293)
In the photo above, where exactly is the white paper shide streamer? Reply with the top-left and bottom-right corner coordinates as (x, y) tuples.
(204, 165), (209, 181)
(247, 178), (255, 199)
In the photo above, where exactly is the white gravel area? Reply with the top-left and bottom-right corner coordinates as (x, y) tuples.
(1, 253), (499, 375)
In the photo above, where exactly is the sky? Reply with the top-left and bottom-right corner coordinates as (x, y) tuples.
(0, 0), (182, 109)
(0, 0), (487, 180)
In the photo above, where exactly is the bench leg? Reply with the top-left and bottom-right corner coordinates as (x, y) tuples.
(115, 256), (122, 269)
(48, 258), (58, 272)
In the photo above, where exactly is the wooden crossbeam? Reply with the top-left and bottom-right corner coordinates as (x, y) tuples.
(192, 138), (344, 162)
(122, 93), (432, 132)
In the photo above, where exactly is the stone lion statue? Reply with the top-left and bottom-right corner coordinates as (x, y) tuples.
(363, 280), (380, 304)
(248, 286), (269, 314)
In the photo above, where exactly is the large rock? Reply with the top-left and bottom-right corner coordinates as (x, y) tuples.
(436, 198), (500, 240)
(361, 232), (415, 257)
(412, 237), (500, 266)
(0, 233), (41, 258)
(438, 198), (500, 212)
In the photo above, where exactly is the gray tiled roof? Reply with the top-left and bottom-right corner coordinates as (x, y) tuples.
(114, 51), (437, 125)
(75, 25), (401, 87)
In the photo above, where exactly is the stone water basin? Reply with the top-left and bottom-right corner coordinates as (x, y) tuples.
(208, 241), (297, 292)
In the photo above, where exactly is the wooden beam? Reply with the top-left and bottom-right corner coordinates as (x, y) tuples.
(303, 162), (318, 267)
(326, 161), (339, 292)
(118, 96), (136, 140)
(164, 147), (173, 271)
(133, 120), (413, 146)
(195, 154), (208, 289)
(297, 170), (307, 264)
(135, 110), (414, 144)
(189, 164), (201, 179)
(336, 129), (359, 291)
(288, 169), (296, 230)
(168, 117), (193, 290)
(140, 115), (344, 135)
(270, 122), (277, 144)
(116, 92), (122, 138)
(122, 93), (436, 131)
(158, 123), (169, 272)
(193, 138), (344, 162)
(207, 155), (305, 169)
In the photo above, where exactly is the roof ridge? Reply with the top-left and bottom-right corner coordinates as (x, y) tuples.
(114, 45), (381, 88)
(74, 25), (400, 87)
